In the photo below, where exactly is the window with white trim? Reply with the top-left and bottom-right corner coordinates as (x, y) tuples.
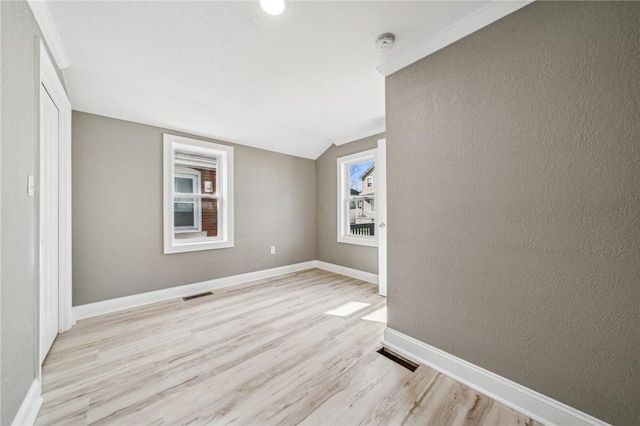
(337, 149), (377, 247)
(163, 134), (234, 254)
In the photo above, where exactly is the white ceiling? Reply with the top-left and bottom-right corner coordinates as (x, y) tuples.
(46, 1), (527, 159)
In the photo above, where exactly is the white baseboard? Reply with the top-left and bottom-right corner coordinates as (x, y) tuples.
(314, 260), (378, 285)
(11, 379), (43, 426)
(74, 261), (316, 320)
(383, 328), (609, 426)
(73, 261), (378, 321)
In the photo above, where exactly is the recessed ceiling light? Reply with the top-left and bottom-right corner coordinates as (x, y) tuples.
(260, 0), (286, 16)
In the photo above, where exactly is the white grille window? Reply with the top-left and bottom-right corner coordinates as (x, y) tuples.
(163, 134), (234, 254)
(336, 149), (377, 247)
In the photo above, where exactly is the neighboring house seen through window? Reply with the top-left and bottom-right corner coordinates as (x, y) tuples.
(337, 149), (377, 247)
(174, 169), (201, 231)
(163, 134), (234, 254)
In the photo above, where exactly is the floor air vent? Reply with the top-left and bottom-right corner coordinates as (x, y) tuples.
(377, 347), (418, 372)
(182, 292), (213, 301)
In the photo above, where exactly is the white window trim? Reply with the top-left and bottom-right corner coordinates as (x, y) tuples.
(337, 149), (378, 247)
(163, 134), (234, 254)
(366, 176), (374, 188)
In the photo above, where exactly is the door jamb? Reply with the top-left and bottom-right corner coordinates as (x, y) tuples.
(37, 39), (73, 376)
(377, 138), (387, 297)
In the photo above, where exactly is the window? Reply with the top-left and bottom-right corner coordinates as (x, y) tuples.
(337, 149), (377, 247)
(174, 169), (201, 231)
(163, 134), (234, 254)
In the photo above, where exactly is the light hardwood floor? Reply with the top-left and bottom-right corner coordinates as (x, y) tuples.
(37, 269), (541, 425)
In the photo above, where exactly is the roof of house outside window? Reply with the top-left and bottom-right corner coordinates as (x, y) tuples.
(360, 164), (374, 180)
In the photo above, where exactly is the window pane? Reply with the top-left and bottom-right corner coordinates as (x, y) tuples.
(348, 160), (374, 195)
(175, 177), (194, 194)
(173, 153), (219, 238)
(348, 196), (375, 237)
(165, 134), (234, 253)
(174, 203), (195, 227)
(201, 198), (219, 237)
(345, 158), (376, 238)
(336, 149), (377, 247)
(174, 150), (218, 194)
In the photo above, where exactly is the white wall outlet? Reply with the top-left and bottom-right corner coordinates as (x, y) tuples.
(27, 175), (35, 197)
(270, 246), (276, 255)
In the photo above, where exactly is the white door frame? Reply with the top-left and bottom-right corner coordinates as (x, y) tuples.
(37, 40), (73, 372)
(377, 138), (387, 297)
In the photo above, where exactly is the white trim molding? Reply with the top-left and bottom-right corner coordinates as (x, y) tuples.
(27, 1), (70, 69)
(315, 261), (378, 285)
(163, 134), (234, 254)
(38, 40), (74, 334)
(11, 379), (43, 426)
(73, 261), (379, 321)
(383, 328), (610, 426)
(376, 138), (387, 297)
(75, 261), (315, 320)
(376, 0), (534, 76)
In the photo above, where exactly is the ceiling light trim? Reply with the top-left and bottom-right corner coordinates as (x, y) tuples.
(27, 0), (71, 69)
(376, 0), (534, 77)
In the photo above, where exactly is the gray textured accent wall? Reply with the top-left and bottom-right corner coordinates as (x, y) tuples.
(72, 112), (316, 305)
(316, 134), (382, 274)
(386, 2), (639, 425)
(1, 1), (64, 423)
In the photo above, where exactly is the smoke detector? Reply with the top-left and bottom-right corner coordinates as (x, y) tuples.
(375, 33), (395, 52)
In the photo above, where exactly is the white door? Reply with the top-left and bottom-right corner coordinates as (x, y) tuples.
(39, 85), (60, 364)
(377, 139), (387, 297)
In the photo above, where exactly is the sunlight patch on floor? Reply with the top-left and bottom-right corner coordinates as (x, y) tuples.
(361, 306), (387, 323)
(325, 301), (370, 317)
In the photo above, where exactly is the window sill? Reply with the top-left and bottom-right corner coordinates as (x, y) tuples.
(337, 236), (378, 248)
(174, 231), (207, 239)
(164, 238), (234, 254)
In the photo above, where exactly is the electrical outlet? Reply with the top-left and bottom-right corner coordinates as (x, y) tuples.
(270, 246), (276, 255)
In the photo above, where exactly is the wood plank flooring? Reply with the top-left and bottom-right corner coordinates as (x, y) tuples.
(37, 269), (541, 425)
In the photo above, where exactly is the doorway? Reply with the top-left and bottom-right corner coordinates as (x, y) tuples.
(39, 85), (60, 363)
(38, 40), (73, 366)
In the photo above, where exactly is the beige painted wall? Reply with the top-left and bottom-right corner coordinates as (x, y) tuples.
(315, 134), (382, 274)
(72, 112), (316, 305)
(386, 2), (639, 425)
(0, 1), (66, 423)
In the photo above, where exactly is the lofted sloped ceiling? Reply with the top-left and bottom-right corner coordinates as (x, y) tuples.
(46, 1), (530, 159)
